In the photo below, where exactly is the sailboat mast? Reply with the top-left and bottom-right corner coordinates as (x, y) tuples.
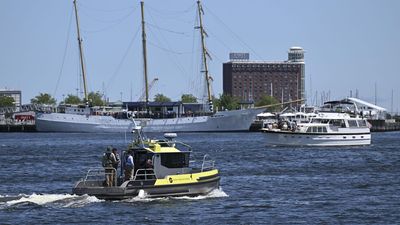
(196, 0), (213, 112)
(73, 0), (89, 103)
(140, 1), (149, 107)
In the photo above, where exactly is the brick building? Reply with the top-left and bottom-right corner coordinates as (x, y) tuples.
(223, 47), (305, 105)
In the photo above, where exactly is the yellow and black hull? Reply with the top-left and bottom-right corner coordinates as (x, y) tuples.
(72, 169), (220, 200)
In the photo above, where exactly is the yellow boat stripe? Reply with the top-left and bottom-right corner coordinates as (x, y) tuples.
(154, 169), (219, 186)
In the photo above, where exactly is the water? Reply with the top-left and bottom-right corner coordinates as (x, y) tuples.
(0, 131), (399, 224)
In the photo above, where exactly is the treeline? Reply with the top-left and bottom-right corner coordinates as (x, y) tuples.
(1, 92), (280, 111)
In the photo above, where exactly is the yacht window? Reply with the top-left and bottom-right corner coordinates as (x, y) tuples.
(317, 127), (323, 133)
(358, 120), (367, 127)
(312, 127), (318, 133)
(322, 127), (327, 133)
(161, 153), (189, 168)
(306, 127), (312, 133)
(348, 120), (358, 128)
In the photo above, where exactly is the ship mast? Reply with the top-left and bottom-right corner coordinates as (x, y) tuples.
(73, 0), (89, 104)
(196, 0), (213, 112)
(140, 1), (149, 109)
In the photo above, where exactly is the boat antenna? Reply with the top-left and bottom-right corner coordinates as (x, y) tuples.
(196, 0), (213, 112)
(73, 0), (89, 105)
(140, 1), (149, 111)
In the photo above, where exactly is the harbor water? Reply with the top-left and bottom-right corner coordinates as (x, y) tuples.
(0, 131), (399, 224)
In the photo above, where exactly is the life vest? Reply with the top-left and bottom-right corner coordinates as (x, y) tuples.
(102, 153), (114, 167)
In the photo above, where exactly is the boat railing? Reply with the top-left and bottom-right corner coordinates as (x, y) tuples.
(171, 141), (192, 152)
(133, 168), (156, 181)
(83, 167), (117, 186)
(201, 154), (215, 172)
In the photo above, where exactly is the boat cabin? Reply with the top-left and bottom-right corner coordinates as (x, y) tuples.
(122, 131), (196, 182)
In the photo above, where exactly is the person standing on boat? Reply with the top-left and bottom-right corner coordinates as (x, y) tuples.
(124, 151), (134, 181)
(102, 146), (117, 187)
(112, 148), (120, 184)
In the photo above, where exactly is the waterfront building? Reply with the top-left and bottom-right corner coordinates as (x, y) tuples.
(0, 89), (21, 111)
(223, 47), (305, 105)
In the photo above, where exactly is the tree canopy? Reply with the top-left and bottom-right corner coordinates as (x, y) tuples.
(181, 94), (197, 103)
(63, 94), (82, 105)
(0, 95), (15, 107)
(214, 93), (239, 111)
(255, 95), (280, 107)
(154, 93), (171, 102)
(87, 92), (105, 106)
(31, 93), (57, 105)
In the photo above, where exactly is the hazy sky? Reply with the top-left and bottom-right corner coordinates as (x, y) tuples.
(1, 0), (399, 113)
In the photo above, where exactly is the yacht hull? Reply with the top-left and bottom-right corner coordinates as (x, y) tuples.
(262, 130), (371, 146)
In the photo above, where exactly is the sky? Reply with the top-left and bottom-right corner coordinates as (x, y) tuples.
(1, 0), (399, 113)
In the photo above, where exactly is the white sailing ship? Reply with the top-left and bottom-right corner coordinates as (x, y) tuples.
(36, 0), (265, 133)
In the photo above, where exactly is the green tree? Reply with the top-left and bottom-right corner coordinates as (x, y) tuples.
(181, 94), (197, 103)
(64, 94), (82, 105)
(215, 93), (239, 110)
(31, 93), (57, 105)
(154, 93), (171, 102)
(0, 95), (15, 107)
(87, 92), (105, 106)
(256, 95), (280, 111)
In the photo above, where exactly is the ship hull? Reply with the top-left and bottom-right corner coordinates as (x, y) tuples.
(35, 113), (133, 133)
(141, 108), (265, 132)
(36, 108), (265, 133)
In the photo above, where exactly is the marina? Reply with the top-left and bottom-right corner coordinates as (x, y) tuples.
(1, 0), (400, 224)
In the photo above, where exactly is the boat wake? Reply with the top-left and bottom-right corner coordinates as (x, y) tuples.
(123, 187), (229, 203)
(0, 193), (102, 209)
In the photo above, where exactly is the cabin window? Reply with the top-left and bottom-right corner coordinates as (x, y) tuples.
(322, 127), (327, 133)
(348, 120), (358, 128)
(161, 153), (189, 168)
(317, 127), (323, 133)
(358, 120), (367, 127)
(306, 127), (312, 133)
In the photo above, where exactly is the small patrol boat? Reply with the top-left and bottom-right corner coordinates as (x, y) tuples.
(72, 122), (220, 200)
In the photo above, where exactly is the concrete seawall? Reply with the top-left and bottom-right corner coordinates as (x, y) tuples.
(0, 124), (36, 132)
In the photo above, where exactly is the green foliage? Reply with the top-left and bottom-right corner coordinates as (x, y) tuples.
(64, 94), (82, 105)
(87, 92), (105, 106)
(181, 94), (197, 103)
(215, 93), (239, 110)
(255, 95), (280, 111)
(0, 95), (15, 107)
(31, 93), (57, 105)
(154, 93), (171, 102)
(255, 95), (280, 106)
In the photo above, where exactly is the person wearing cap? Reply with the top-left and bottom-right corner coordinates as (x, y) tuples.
(102, 146), (117, 187)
